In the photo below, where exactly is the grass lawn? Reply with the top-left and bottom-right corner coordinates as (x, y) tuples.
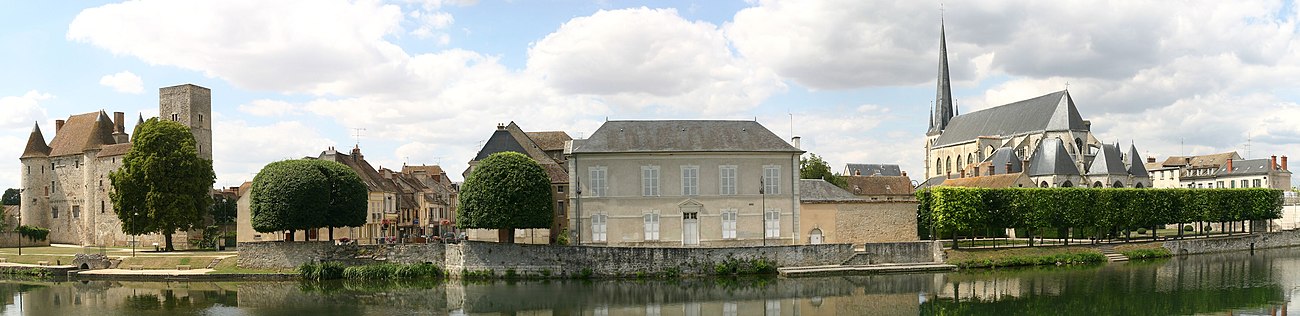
(207, 257), (291, 274)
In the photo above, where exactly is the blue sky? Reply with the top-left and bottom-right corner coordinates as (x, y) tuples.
(2, 0), (1298, 190)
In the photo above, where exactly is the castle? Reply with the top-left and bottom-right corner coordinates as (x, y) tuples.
(18, 84), (212, 246)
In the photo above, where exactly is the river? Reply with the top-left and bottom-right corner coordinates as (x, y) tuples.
(0, 247), (1296, 315)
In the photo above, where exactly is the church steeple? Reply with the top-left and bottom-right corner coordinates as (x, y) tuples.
(928, 16), (955, 136)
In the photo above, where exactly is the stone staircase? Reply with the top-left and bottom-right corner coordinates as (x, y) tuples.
(1099, 246), (1129, 262)
(206, 258), (224, 269)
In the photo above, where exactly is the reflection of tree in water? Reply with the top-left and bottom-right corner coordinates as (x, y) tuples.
(124, 294), (161, 310)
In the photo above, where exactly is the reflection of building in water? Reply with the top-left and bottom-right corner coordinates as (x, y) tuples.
(10, 281), (237, 313)
(935, 276), (1032, 301)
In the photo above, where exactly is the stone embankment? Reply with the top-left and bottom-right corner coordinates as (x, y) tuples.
(1162, 230), (1300, 255)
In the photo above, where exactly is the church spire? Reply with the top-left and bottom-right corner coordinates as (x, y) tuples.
(928, 15), (955, 136)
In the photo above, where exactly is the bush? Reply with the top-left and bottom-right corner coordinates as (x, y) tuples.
(15, 225), (48, 242)
(712, 258), (778, 276)
(1183, 225), (1194, 232)
(1121, 248), (1173, 260)
(326, 263), (442, 281)
(297, 262), (347, 280)
(1136, 228), (1147, 234)
(1204, 226), (1213, 232)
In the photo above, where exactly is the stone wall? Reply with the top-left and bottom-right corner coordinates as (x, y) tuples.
(834, 202), (919, 244)
(0, 232), (50, 248)
(862, 241), (943, 264)
(239, 241), (854, 276)
(1162, 230), (1300, 255)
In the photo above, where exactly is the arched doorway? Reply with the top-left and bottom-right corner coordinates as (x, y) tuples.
(809, 228), (824, 245)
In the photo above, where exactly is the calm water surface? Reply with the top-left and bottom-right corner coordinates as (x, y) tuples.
(0, 247), (1296, 315)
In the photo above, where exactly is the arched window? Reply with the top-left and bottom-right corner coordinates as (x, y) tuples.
(1093, 181), (1103, 188)
(935, 159), (942, 175)
(1061, 181), (1074, 188)
(1040, 181), (1049, 188)
(1113, 181), (1124, 188)
(957, 156), (964, 173)
(968, 153), (975, 165)
(1135, 182), (1145, 188)
(945, 157), (952, 175)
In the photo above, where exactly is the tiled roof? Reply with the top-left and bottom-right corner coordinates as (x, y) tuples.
(21, 123), (51, 158)
(1027, 138), (1080, 176)
(933, 91), (1086, 148)
(525, 131), (572, 152)
(799, 179), (866, 203)
(540, 163), (568, 184)
(843, 176), (914, 196)
(317, 147), (398, 192)
(402, 165), (445, 176)
(941, 173), (1032, 188)
(473, 128), (529, 161)
(982, 147), (1023, 175)
(48, 111), (118, 157)
(1161, 152), (1241, 169)
(96, 143), (133, 158)
(572, 120), (801, 154)
(843, 163), (901, 177)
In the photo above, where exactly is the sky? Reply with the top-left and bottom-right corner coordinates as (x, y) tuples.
(1, 0), (1299, 190)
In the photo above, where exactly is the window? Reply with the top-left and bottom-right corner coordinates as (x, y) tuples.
(557, 185), (565, 193)
(171, 113), (179, 121)
(1216, 181), (1224, 188)
(198, 114), (203, 123)
(1230, 180), (1236, 188)
(765, 209), (780, 238)
(73, 206), (80, 218)
(557, 201), (566, 216)
(723, 302), (738, 316)
(1242, 180), (1249, 188)
(766, 300), (781, 316)
(642, 166), (660, 196)
(721, 209), (737, 239)
(763, 165), (780, 194)
(589, 167), (608, 197)
(101, 200), (105, 213)
(26, 165), (29, 175)
(643, 211), (660, 241)
(681, 166), (699, 196)
(1253, 179), (1262, 188)
(719, 165), (737, 195)
(52, 206), (58, 219)
(591, 214), (607, 242)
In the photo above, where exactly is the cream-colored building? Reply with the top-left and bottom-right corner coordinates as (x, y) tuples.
(19, 84), (210, 246)
(798, 179), (917, 245)
(567, 120), (803, 247)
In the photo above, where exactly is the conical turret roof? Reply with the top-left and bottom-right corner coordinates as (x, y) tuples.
(1127, 144), (1149, 177)
(21, 122), (51, 158)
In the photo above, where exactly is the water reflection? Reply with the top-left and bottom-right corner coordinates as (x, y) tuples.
(0, 247), (1293, 315)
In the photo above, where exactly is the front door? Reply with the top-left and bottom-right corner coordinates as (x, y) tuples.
(683, 212), (699, 246)
(810, 228), (824, 244)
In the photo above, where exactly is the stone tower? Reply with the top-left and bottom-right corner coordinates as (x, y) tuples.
(158, 84), (212, 160)
(19, 123), (51, 228)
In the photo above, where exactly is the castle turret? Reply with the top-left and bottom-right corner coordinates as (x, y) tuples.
(19, 122), (51, 228)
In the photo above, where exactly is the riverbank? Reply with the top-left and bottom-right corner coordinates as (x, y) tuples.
(944, 230), (1300, 269)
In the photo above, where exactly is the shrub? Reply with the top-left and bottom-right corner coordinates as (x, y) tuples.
(955, 252), (1106, 269)
(337, 263), (440, 280)
(1183, 225), (1194, 232)
(15, 225), (49, 242)
(1121, 248), (1173, 260)
(1136, 228), (1147, 234)
(579, 268), (593, 279)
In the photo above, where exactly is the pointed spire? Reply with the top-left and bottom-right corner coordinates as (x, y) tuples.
(21, 122), (51, 158)
(1127, 143), (1150, 176)
(928, 14), (955, 136)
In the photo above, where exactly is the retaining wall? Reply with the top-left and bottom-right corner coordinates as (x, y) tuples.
(0, 232), (50, 248)
(861, 241), (943, 264)
(238, 241), (855, 276)
(1162, 230), (1300, 255)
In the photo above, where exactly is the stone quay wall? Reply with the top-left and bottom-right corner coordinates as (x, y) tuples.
(239, 241), (854, 276)
(1162, 230), (1300, 255)
(861, 241), (943, 264)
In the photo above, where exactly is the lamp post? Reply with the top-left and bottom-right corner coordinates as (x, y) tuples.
(14, 188), (22, 256)
(760, 177), (767, 246)
(131, 212), (137, 257)
(575, 175), (582, 245)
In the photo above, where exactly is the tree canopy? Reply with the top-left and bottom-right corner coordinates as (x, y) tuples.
(249, 159), (367, 240)
(109, 118), (215, 251)
(457, 152), (553, 243)
(800, 153), (847, 189)
(1, 188), (18, 206)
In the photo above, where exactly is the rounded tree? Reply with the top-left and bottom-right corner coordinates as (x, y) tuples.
(250, 159), (367, 241)
(110, 118), (215, 251)
(457, 152), (553, 243)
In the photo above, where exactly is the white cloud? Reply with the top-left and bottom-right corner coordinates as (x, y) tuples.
(0, 91), (51, 130)
(211, 118), (334, 187)
(237, 99), (299, 117)
(98, 71), (144, 94)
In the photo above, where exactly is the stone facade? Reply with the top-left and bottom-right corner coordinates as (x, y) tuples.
(799, 201), (918, 245)
(238, 241), (855, 277)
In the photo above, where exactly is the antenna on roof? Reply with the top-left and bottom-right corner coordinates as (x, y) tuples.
(352, 128), (367, 147)
(788, 112), (794, 140)
(1065, 81), (1070, 91)
(1245, 133), (1251, 159)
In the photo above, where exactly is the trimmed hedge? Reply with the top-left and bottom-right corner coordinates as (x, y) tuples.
(918, 188), (1284, 244)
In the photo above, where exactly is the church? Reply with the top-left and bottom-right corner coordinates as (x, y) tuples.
(18, 84), (212, 246)
(922, 23), (1150, 189)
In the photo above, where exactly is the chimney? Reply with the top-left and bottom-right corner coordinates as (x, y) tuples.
(973, 167), (979, 177)
(1283, 156), (1288, 171)
(1226, 158), (1233, 173)
(854, 169), (861, 176)
(1147, 156), (1156, 163)
(901, 171), (907, 177)
(352, 145), (363, 160)
(55, 120), (65, 133)
(1006, 162), (1013, 174)
(1271, 155), (1278, 170)
(497, 123), (505, 130)
(946, 171), (951, 179)
(113, 112), (125, 133)
(1022, 160), (1030, 173)
(791, 136), (801, 150)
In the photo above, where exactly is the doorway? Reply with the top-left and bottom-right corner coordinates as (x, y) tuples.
(810, 228), (824, 245)
(682, 212), (699, 246)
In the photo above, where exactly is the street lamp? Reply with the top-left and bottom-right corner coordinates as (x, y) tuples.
(131, 212), (137, 257)
(14, 188), (22, 256)
(760, 177), (767, 246)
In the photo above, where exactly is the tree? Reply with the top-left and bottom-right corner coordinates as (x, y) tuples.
(1, 188), (18, 206)
(800, 153), (848, 189)
(249, 159), (367, 241)
(457, 152), (553, 244)
(211, 195), (237, 227)
(110, 118), (215, 252)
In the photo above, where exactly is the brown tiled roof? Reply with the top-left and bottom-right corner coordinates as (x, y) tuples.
(402, 165), (445, 176)
(525, 131), (572, 152)
(540, 163), (568, 184)
(844, 176), (914, 196)
(318, 147), (398, 192)
(1161, 152), (1240, 169)
(49, 111), (118, 157)
(940, 173), (1031, 188)
(96, 143), (133, 158)
(21, 123), (51, 158)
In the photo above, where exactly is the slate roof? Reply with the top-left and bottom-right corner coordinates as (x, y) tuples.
(843, 176), (914, 196)
(1127, 144), (1150, 177)
(571, 120), (802, 154)
(799, 179), (866, 203)
(933, 91), (1086, 148)
(1027, 138), (1080, 176)
(941, 173), (1031, 188)
(1217, 159), (1289, 176)
(844, 163), (902, 177)
(21, 123), (51, 158)
(48, 111), (118, 157)
(982, 147), (1023, 175)
(1086, 144), (1127, 176)
(473, 128), (529, 161)
(525, 131), (572, 152)
(916, 175), (949, 189)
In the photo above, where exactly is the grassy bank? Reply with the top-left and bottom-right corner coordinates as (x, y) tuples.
(1114, 242), (1174, 259)
(946, 246), (1107, 269)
